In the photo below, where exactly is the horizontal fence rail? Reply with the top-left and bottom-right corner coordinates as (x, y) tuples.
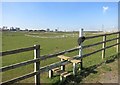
(1, 31), (120, 85)
(0, 45), (39, 56)
(0, 58), (39, 72)
(83, 37), (119, 48)
(0, 47), (81, 73)
(1, 71), (38, 85)
(81, 42), (120, 59)
(85, 31), (119, 40)
(40, 46), (80, 60)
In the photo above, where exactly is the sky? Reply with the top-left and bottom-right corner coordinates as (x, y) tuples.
(1, 2), (118, 31)
(1, 0), (120, 2)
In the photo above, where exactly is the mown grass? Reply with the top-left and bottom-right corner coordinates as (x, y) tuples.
(1, 31), (118, 84)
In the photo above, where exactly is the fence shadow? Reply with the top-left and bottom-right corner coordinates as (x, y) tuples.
(53, 53), (118, 85)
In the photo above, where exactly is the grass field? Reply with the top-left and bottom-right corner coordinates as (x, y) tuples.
(1, 31), (118, 84)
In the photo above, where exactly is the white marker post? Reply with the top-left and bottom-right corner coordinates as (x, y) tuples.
(79, 29), (83, 70)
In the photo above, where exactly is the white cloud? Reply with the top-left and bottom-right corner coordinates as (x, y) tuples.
(103, 6), (109, 13)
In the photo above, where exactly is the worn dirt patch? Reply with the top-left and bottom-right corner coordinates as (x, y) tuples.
(82, 59), (118, 83)
(98, 60), (118, 83)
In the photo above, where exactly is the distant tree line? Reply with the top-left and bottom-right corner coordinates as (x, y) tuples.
(0, 26), (59, 32)
(0, 26), (104, 33)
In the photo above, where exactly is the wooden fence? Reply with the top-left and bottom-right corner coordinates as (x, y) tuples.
(0, 31), (120, 85)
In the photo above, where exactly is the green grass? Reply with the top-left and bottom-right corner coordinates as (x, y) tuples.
(1, 31), (117, 84)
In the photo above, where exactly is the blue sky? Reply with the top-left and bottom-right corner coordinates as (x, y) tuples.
(2, 2), (118, 31)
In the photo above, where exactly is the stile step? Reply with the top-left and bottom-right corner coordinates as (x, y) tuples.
(61, 72), (71, 78)
(57, 55), (71, 60)
(70, 59), (81, 63)
(52, 67), (60, 72)
(52, 68), (64, 74)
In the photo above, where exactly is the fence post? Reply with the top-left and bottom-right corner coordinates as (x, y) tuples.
(48, 70), (53, 78)
(61, 59), (65, 71)
(79, 28), (83, 69)
(118, 31), (120, 85)
(34, 45), (40, 85)
(102, 35), (106, 59)
(117, 33), (120, 53)
(117, 32), (120, 55)
(73, 63), (77, 75)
